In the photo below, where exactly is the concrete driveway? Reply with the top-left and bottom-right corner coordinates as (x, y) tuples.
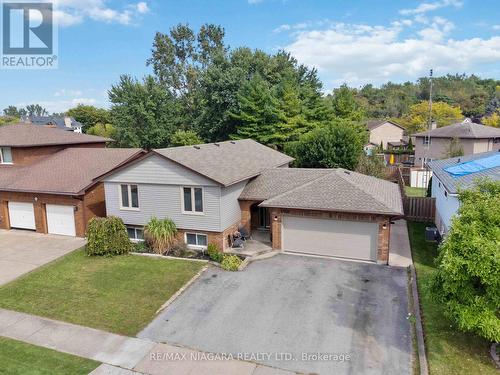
(0, 230), (85, 285)
(139, 254), (412, 375)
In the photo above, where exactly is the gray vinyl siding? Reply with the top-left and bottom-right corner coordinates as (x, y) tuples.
(220, 179), (247, 230)
(104, 154), (218, 186)
(105, 182), (222, 232)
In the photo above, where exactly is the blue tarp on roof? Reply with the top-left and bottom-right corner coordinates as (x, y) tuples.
(444, 153), (500, 177)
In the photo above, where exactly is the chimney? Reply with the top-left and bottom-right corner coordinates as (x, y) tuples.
(431, 120), (437, 130)
(64, 116), (72, 128)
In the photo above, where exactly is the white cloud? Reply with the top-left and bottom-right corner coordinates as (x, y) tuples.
(54, 0), (149, 27)
(283, 19), (500, 89)
(400, 0), (463, 15)
(493, 25), (500, 31)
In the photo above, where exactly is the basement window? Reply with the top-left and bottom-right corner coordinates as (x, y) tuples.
(126, 226), (144, 242)
(185, 233), (208, 249)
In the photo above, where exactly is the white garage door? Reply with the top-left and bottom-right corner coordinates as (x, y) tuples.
(8, 202), (36, 230)
(282, 216), (378, 261)
(46, 204), (76, 236)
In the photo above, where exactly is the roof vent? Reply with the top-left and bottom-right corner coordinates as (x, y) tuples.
(230, 141), (236, 144)
(214, 143), (220, 147)
(343, 170), (351, 175)
(193, 145), (200, 149)
(457, 158), (461, 163)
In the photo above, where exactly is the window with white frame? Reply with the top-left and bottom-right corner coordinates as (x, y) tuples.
(0, 147), (13, 164)
(422, 137), (431, 145)
(182, 187), (203, 214)
(120, 184), (139, 209)
(126, 226), (144, 241)
(185, 233), (207, 248)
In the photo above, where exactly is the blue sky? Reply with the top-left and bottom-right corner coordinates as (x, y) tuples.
(1, 0), (499, 113)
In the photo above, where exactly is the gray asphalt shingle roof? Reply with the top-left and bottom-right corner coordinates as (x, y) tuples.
(0, 148), (143, 195)
(154, 139), (294, 186)
(241, 168), (403, 216)
(413, 121), (500, 139)
(428, 151), (500, 194)
(366, 119), (405, 131)
(0, 124), (111, 147)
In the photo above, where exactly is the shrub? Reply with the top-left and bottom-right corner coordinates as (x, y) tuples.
(170, 241), (190, 258)
(86, 216), (132, 256)
(207, 243), (224, 263)
(132, 241), (150, 253)
(221, 255), (242, 271)
(144, 217), (177, 254)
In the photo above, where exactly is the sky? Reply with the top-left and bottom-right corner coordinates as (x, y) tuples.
(1, 0), (499, 113)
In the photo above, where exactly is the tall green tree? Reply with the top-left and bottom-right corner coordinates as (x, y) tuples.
(25, 104), (48, 116)
(327, 84), (364, 121)
(287, 119), (367, 169)
(66, 105), (110, 132)
(399, 101), (463, 134)
(109, 75), (179, 149)
(3, 106), (26, 117)
(431, 180), (500, 342)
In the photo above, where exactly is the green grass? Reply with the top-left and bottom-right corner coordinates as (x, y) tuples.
(0, 249), (205, 336)
(405, 186), (427, 197)
(407, 222), (496, 374)
(0, 336), (99, 375)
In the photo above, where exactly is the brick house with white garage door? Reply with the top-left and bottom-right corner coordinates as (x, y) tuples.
(100, 140), (403, 264)
(0, 124), (144, 236)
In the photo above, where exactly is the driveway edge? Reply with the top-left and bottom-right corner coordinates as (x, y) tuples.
(410, 264), (429, 375)
(154, 265), (209, 315)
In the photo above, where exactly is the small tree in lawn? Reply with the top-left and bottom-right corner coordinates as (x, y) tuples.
(431, 179), (500, 342)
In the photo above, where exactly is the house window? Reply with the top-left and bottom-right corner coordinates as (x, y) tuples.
(0, 147), (13, 164)
(182, 187), (203, 214)
(120, 184), (139, 209)
(126, 226), (144, 241)
(422, 137), (431, 146)
(185, 233), (208, 248)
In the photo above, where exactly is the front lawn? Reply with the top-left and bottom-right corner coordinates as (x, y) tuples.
(0, 250), (205, 336)
(0, 336), (99, 375)
(405, 186), (426, 197)
(408, 222), (496, 374)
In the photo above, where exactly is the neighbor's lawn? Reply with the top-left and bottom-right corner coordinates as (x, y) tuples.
(407, 222), (496, 375)
(405, 186), (427, 197)
(0, 336), (99, 375)
(0, 250), (205, 336)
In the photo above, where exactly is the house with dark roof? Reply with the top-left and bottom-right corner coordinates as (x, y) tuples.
(101, 140), (403, 264)
(0, 124), (144, 236)
(24, 115), (83, 133)
(428, 150), (500, 235)
(364, 120), (406, 153)
(412, 119), (500, 166)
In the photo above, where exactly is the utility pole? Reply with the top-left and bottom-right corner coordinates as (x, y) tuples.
(421, 69), (433, 194)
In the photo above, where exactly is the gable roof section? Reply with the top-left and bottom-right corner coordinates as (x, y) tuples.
(242, 168), (403, 216)
(0, 148), (144, 195)
(428, 151), (500, 194)
(154, 139), (294, 186)
(413, 121), (500, 139)
(366, 119), (405, 131)
(0, 124), (111, 147)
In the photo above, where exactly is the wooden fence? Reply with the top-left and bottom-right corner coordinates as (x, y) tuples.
(396, 167), (435, 222)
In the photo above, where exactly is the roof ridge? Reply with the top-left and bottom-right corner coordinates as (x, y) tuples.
(334, 169), (394, 212)
(261, 169), (336, 204)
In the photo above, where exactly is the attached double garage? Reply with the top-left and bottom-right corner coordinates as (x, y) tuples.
(0, 185), (105, 237)
(270, 208), (392, 264)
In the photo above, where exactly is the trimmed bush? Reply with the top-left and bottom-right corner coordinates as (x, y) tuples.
(144, 217), (177, 254)
(86, 216), (132, 256)
(221, 255), (242, 271)
(132, 241), (150, 253)
(207, 243), (224, 263)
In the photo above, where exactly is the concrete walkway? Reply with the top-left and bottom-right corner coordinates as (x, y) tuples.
(0, 308), (296, 375)
(389, 220), (413, 268)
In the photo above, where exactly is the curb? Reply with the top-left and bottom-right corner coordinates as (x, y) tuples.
(409, 265), (429, 375)
(130, 252), (209, 263)
(155, 265), (209, 315)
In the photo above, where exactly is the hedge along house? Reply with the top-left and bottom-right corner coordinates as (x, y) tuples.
(239, 168), (403, 264)
(0, 124), (144, 236)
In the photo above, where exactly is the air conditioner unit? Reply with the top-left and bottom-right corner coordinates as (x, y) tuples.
(425, 227), (438, 242)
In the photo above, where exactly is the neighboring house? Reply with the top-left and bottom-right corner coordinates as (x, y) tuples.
(0, 124), (143, 236)
(364, 120), (406, 153)
(23, 115), (83, 133)
(101, 139), (403, 264)
(428, 151), (500, 235)
(413, 119), (500, 166)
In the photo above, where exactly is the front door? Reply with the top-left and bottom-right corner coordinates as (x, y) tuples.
(258, 207), (270, 229)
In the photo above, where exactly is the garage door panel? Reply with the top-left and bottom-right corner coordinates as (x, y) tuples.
(8, 202), (36, 230)
(46, 204), (76, 236)
(282, 216), (378, 261)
